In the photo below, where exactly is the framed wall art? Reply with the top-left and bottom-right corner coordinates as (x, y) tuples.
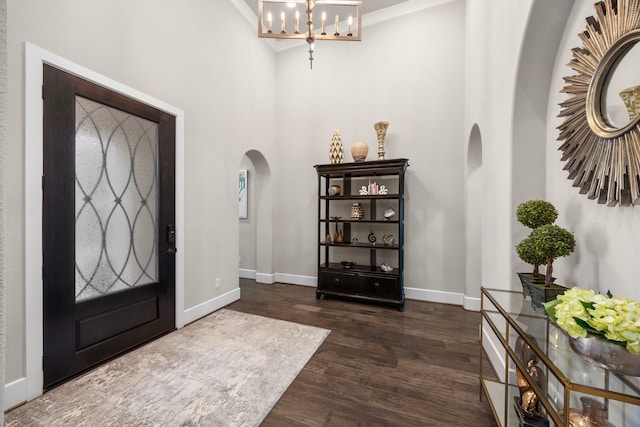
(239, 169), (248, 219)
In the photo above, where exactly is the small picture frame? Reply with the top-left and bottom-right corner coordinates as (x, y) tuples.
(239, 169), (248, 219)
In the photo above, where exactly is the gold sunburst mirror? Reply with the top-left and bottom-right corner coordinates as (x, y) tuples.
(558, 0), (640, 207)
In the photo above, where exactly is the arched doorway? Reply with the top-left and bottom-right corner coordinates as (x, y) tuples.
(239, 150), (274, 283)
(465, 124), (483, 307)
(511, 0), (574, 279)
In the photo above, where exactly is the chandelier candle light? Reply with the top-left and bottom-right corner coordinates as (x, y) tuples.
(258, 0), (362, 69)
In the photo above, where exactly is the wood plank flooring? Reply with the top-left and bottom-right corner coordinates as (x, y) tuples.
(228, 279), (496, 426)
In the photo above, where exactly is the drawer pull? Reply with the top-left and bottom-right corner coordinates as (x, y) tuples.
(373, 282), (380, 288)
(334, 278), (340, 284)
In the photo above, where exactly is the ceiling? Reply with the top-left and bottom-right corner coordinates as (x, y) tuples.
(242, 0), (411, 17)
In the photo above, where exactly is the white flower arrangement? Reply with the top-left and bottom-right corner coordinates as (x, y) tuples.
(544, 287), (640, 354)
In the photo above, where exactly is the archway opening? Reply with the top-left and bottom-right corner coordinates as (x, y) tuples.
(466, 124), (483, 303)
(239, 150), (274, 284)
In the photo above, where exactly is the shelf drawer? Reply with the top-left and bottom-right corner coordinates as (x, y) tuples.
(318, 270), (399, 300)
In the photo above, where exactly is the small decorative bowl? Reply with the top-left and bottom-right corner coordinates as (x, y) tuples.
(341, 261), (356, 268)
(383, 207), (395, 220)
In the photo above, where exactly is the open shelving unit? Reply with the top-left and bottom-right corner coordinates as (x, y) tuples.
(314, 158), (408, 311)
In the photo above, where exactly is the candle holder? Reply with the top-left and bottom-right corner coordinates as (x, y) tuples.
(374, 121), (389, 160)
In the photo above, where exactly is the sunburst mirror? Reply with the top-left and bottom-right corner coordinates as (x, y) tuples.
(558, 0), (640, 207)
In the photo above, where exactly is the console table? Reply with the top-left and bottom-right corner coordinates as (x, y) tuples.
(480, 287), (640, 426)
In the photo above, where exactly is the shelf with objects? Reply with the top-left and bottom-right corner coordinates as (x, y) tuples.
(480, 287), (640, 427)
(314, 158), (409, 311)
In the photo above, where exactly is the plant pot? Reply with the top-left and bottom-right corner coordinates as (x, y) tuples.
(517, 273), (558, 293)
(517, 273), (547, 297)
(517, 273), (566, 310)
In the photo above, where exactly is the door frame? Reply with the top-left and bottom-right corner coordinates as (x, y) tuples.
(24, 43), (185, 401)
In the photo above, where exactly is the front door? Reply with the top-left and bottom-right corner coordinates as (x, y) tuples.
(42, 64), (176, 389)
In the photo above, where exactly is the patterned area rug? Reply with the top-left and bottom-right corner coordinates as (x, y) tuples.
(6, 309), (330, 426)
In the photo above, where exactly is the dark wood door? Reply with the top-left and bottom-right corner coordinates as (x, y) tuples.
(42, 64), (176, 389)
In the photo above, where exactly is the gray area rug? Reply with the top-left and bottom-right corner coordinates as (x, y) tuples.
(6, 309), (330, 426)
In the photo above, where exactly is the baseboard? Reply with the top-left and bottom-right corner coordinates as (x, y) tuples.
(4, 377), (26, 411)
(463, 295), (481, 312)
(239, 270), (316, 287)
(275, 273), (317, 287)
(266, 274), (477, 307)
(255, 273), (274, 284)
(404, 286), (481, 311)
(239, 269), (256, 279)
(183, 287), (241, 325)
(404, 286), (464, 306)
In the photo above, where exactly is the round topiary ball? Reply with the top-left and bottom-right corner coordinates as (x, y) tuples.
(516, 200), (558, 229)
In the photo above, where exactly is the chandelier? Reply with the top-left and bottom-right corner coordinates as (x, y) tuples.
(258, 0), (362, 69)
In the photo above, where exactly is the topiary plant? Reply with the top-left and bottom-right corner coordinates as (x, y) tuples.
(516, 237), (548, 277)
(526, 224), (576, 286)
(516, 200), (559, 276)
(516, 200), (558, 229)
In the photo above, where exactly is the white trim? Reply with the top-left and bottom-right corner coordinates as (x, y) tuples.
(239, 268), (256, 280)
(174, 112), (186, 329)
(183, 288), (242, 325)
(24, 43), (185, 403)
(404, 286), (464, 306)
(230, 0), (259, 30)
(24, 42), (45, 403)
(404, 286), (480, 312)
(4, 378), (26, 411)
(262, 274), (478, 303)
(364, 0), (455, 28)
(275, 273), (317, 287)
(256, 272), (275, 284)
(463, 295), (481, 312)
(240, 271), (317, 286)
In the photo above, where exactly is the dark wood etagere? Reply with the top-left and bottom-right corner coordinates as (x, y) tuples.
(314, 158), (408, 311)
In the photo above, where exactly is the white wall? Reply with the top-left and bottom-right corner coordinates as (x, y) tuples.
(5, 0), (277, 390)
(272, 0), (467, 295)
(547, 2), (640, 301)
(511, 0), (575, 275)
(0, 0), (7, 419)
(465, 0), (535, 291)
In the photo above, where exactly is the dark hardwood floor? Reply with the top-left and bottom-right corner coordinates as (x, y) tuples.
(227, 279), (496, 427)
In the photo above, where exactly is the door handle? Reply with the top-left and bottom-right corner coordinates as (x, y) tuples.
(167, 224), (176, 244)
(167, 225), (177, 255)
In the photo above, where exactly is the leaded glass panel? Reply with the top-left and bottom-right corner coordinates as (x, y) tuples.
(75, 96), (159, 301)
